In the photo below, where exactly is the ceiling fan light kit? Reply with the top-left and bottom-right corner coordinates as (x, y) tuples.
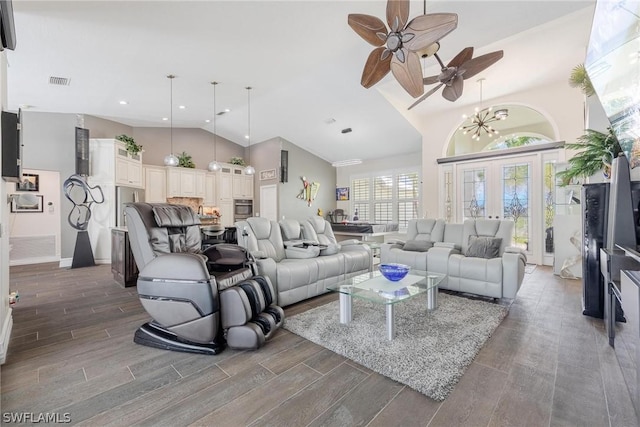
(348, 0), (458, 98)
(348, 0), (505, 109)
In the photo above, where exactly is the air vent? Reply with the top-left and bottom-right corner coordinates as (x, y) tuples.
(49, 76), (70, 86)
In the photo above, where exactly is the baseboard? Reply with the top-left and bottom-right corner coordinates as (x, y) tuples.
(0, 307), (13, 365)
(59, 258), (110, 268)
(10, 255), (60, 267)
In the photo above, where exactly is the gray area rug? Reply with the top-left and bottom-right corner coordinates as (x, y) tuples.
(284, 293), (508, 401)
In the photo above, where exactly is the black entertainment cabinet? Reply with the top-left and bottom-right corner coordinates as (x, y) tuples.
(582, 182), (640, 318)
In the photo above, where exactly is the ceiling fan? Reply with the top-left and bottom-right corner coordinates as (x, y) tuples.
(348, 0), (458, 98)
(407, 47), (504, 110)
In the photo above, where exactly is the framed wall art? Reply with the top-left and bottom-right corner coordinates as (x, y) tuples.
(16, 173), (39, 192)
(11, 194), (44, 213)
(336, 187), (349, 201)
(260, 169), (277, 181)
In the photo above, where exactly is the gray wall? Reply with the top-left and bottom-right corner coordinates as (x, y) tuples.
(279, 138), (335, 221)
(132, 127), (245, 169)
(250, 137), (282, 216)
(21, 112), (78, 259)
(84, 115), (133, 139)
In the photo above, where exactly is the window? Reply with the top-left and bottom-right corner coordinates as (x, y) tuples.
(350, 169), (420, 229)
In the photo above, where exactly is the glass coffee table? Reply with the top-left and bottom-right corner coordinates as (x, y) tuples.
(326, 270), (446, 340)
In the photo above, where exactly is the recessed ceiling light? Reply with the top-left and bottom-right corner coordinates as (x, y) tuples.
(162, 117), (168, 121)
(119, 100), (128, 105)
(205, 119), (211, 123)
(224, 108), (231, 112)
(245, 135), (250, 139)
(178, 105), (186, 109)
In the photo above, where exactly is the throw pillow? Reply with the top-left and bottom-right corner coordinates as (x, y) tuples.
(402, 240), (433, 252)
(466, 236), (502, 259)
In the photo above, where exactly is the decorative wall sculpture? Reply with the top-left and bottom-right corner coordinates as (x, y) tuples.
(297, 176), (320, 206)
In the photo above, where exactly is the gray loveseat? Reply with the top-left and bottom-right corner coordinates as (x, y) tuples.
(236, 217), (372, 306)
(381, 218), (527, 299)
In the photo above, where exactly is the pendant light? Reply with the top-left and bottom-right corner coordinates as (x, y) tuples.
(244, 86), (255, 175)
(163, 74), (179, 167)
(207, 81), (221, 172)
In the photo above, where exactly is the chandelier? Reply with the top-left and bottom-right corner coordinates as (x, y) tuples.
(459, 78), (508, 141)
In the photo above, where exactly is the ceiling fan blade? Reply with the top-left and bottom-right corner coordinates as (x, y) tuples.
(448, 47), (474, 68)
(460, 50), (504, 80)
(390, 50), (424, 98)
(407, 83), (444, 110)
(403, 13), (458, 52)
(442, 75), (464, 101)
(361, 47), (392, 88)
(386, 0), (410, 31)
(348, 14), (387, 47)
(423, 75), (440, 85)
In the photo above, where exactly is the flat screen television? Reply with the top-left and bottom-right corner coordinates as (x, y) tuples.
(0, 0), (16, 51)
(1, 109), (21, 182)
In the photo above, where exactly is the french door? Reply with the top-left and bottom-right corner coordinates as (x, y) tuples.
(440, 150), (562, 265)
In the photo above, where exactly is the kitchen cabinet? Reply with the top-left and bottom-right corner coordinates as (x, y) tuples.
(232, 167), (254, 199)
(166, 168), (206, 198)
(114, 141), (143, 188)
(143, 165), (167, 203)
(218, 200), (234, 227)
(204, 172), (216, 206)
(218, 165), (234, 201)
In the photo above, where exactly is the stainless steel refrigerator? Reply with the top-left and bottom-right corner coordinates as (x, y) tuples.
(116, 186), (144, 227)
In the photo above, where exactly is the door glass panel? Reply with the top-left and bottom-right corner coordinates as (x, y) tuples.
(543, 161), (556, 254)
(463, 168), (486, 219)
(502, 163), (530, 250)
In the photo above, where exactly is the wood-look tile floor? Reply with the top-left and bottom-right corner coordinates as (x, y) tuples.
(1, 263), (637, 426)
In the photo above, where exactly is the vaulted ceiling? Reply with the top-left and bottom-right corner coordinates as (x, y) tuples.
(7, 1), (594, 163)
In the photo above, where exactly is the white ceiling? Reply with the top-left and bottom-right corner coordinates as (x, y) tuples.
(6, 1), (594, 163)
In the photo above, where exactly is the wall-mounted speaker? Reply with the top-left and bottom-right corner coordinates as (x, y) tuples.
(280, 150), (288, 183)
(75, 127), (90, 176)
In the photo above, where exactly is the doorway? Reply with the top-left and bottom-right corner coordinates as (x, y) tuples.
(260, 184), (278, 222)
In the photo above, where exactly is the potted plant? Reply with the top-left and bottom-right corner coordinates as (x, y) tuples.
(177, 151), (195, 168)
(115, 134), (143, 155)
(557, 127), (629, 185)
(229, 157), (246, 166)
(568, 64), (595, 97)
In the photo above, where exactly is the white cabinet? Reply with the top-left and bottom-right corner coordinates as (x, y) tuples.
(218, 165), (234, 201)
(218, 200), (234, 227)
(232, 167), (254, 199)
(166, 168), (206, 198)
(144, 166), (167, 203)
(204, 173), (216, 206)
(113, 141), (143, 188)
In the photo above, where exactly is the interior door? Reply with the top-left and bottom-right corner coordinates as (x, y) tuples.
(259, 184), (278, 222)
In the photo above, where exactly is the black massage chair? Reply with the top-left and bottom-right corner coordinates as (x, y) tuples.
(124, 202), (284, 354)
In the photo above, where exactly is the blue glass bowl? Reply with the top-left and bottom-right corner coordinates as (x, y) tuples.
(379, 263), (410, 281)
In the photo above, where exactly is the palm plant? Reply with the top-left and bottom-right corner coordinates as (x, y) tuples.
(557, 127), (624, 185)
(569, 64), (595, 97)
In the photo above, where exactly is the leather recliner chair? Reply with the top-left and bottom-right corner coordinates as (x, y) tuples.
(125, 202), (284, 353)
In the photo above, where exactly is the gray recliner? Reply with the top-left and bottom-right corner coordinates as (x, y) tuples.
(125, 202), (284, 353)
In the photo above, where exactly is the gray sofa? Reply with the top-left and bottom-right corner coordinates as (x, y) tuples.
(381, 218), (527, 299)
(236, 217), (372, 306)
